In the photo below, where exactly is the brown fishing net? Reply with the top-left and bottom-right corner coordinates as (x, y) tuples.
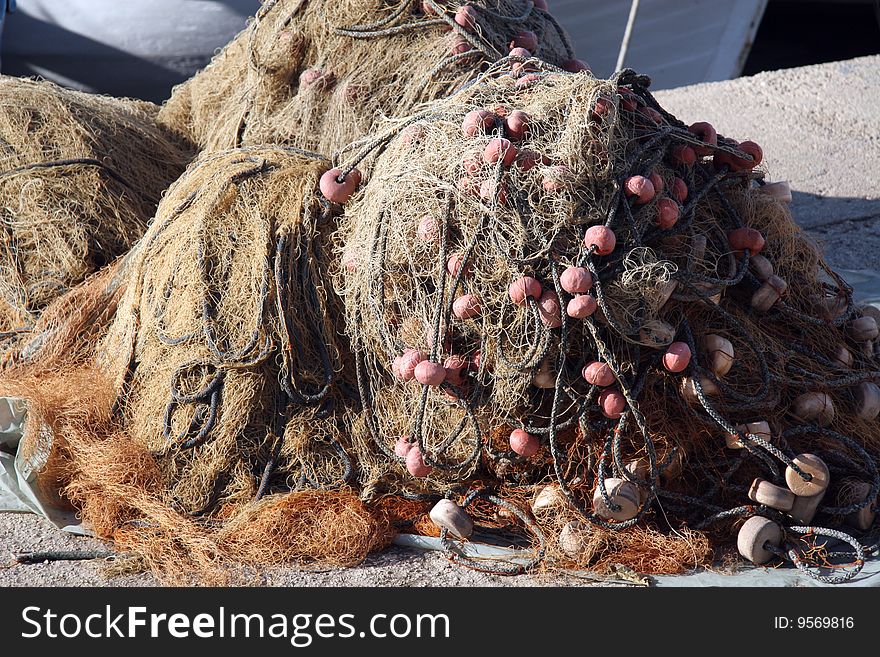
(0, 77), (193, 336)
(0, 146), (394, 583)
(157, 0), (581, 155)
(334, 61), (879, 579)
(2, 51), (878, 583)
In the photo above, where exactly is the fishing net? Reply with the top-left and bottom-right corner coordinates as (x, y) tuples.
(0, 146), (400, 583)
(0, 77), (193, 337)
(334, 60), (880, 579)
(157, 0), (581, 155)
(3, 58), (878, 583)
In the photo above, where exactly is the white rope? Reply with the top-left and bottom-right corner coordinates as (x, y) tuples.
(616, 0), (641, 71)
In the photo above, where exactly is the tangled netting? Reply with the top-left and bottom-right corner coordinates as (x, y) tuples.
(0, 146), (407, 583)
(158, 0), (579, 155)
(335, 61), (880, 580)
(0, 77), (193, 336)
(3, 58), (878, 583)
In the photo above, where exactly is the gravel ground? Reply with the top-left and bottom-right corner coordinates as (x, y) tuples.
(2, 55), (879, 588)
(0, 512), (624, 587)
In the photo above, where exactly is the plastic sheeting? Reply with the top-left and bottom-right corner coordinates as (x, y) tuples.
(841, 269), (880, 307)
(0, 397), (86, 533)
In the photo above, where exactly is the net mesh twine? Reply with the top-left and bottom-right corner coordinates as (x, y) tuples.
(157, 0), (578, 155)
(0, 146), (395, 584)
(0, 77), (193, 337)
(335, 61), (880, 575)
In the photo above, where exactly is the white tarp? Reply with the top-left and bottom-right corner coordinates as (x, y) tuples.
(0, 396), (86, 533)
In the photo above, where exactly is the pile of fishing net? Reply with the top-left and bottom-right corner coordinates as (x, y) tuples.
(1, 146), (399, 582)
(333, 61), (879, 580)
(157, 0), (583, 155)
(1, 3), (878, 587)
(5, 58), (878, 585)
(0, 78), (192, 337)
(0, 0), (595, 583)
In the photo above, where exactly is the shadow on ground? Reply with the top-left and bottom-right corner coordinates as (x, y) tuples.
(791, 191), (880, 272)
